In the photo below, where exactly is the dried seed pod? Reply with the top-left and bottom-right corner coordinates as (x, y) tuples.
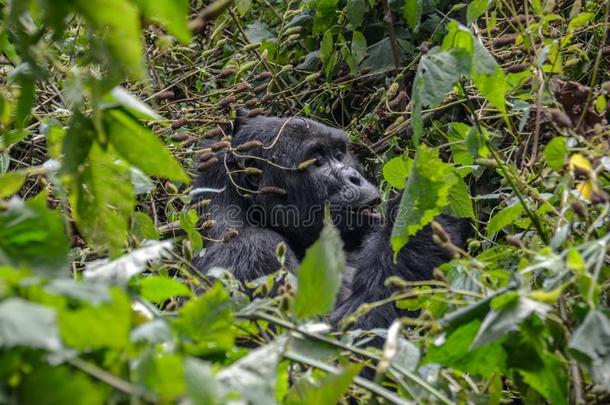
(239, 61), (257, 72)
(201, 219), (216, 229)
(385, 116), (405, 133)
(247, 108), (265, 117)
(215, 38), (227, 48)
(384, 276), (408, 289)
(222, 228), (239, 242)
(504, 63), (529, 74)
(332, 73), (352, 84)
(210, 141), (231, 151)
(244, 167), (263, 175)
(570, 200), (587, 219)
(254, 71), (273, 81)
(260, 186), (287, 196)
(218, 95), (236, 109)
(297, 158), (318, 170)
(493, 34), (518, 47)
(205, 127), (224, 138)
(280, 64), (293, 74)
(506, 234), (525, 249)
(283, 26), (302, 36)
(219, 68), (237, 78)
(419, 41), (430, 54)
(182, 240), (193, 262)
(253, 83), (268, 94)
(474, 158), (498, 168)
(198, 151), (216, 162)
(286, 33), (301, 42)
(242, 42), (260, 52)
(388, 90), (407, 110)
(431, 221), (451, 244)
(171, 118), (188, 129)
(182, 138), (197, 148)
(197, 157), (219, 171)
(235, 140), (263, 152)
(591, 190), (610, 205)
(548, 108), (573, 128)
(170, 133), (190, 142)
(259, 92), (274, 103)
(235, 82), (252, 92)
(156, 90), (175, 100)
(245, 98), (259, 107)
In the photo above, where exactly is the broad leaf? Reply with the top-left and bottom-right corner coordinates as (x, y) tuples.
(0, 171), (25, 198)
(0, 298), (62, 350)
(139, 275), (192, 303)
(293, 216), (345, 319)
(132, 0), (191, 43)
(403, 0), (422, 31)
(543, 136), (567, 170)
(391, 145), (457, 256)
(467, 0), (493, 25)
(105, 109), (188, 182)
(569, 309), (610, 387)
(286, 363), (361, 405)
(487, 203), (524, 236)
(346, 0), (365, 28)
(383, 155), (412, 189)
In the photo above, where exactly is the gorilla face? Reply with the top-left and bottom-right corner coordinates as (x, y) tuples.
(230, 114), (381, 252)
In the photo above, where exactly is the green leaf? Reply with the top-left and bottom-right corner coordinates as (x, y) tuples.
(320, 29), (333, 66)
(180, 209), (204, 253)
(383, 155), (412, 189)
(59, 288), (130, 350)
(423, 320), (507, 377)
(104, 87), (161, 121)
(391, 145), (457, 256)
(217, 338), (286, 403)
(134, 351), (186, 402)
(70, 144), (135, 255)
(132, 0), (191, 43)
(569, 309), (610, 387)
(0, 298), (62, 350)
(286, 363), (361, 405)
(403, 0), (422, 31)
(185, 357), (221, 405)
(140, 275), (191, 303)
(543, 136), (567, 170)
(466, 0), (493, 25)
(518, 353), (569, 405)
(486, 203), (524, 236)
(471, 297), (550, 349)
(293, 215), (345, 319)
(175, 282), (235, 355)
(19, 365), (105, 405)
(62, 112), (94, 175)
(235, 0), (253, 16)
(569, 12), (594, 31)
(472, 40), (507, 115)
(73, 0), (145, 79)
(444, 175), (475, 219)
(0, 171), (25, 198)
(131, 211), (160, 241)
(105, 109), (188, 182)
(351, 31), (367, 66)
(0, 194), (70, 274)
(346, 0), (365, 28)
(447, 122), (474, 165)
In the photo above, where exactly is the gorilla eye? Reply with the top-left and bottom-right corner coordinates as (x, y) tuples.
(334, 149), (345, 160)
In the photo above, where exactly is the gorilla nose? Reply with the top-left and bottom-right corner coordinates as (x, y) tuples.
(348, 174), (362, 187)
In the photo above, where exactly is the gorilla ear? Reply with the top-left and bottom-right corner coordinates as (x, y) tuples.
(233, 108), (250, 132)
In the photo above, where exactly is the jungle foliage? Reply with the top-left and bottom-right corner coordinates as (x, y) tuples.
(0, 0), (610, 403)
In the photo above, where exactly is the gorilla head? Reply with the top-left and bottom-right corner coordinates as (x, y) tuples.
(197, 111), (381, 255)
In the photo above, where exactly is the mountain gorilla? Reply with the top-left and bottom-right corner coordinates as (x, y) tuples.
(192, 110), (468, 330)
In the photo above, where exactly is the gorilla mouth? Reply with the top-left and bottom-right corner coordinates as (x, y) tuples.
(351, 197), (382, 221)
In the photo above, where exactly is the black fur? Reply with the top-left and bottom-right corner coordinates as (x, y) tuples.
(193, 112), (468, 330)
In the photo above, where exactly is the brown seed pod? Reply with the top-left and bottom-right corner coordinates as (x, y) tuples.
(201, 219), (216, 229)
(247, 108), (265, 117)
(218, 95), (236, 109)
(171, 118), (188, 129)
(570, 200), (587, 219)
(253, 83), (268, 94)
(198, 151), (216, 162)
(259, 92), (274, 104)
(235, 82), (252, 92)
(333, 73), (352, 84)
(548, 108), (573, 128)
(591, 190), (610, 205)
(493, 34), (518, 47)
(235, 140), (263, 152)
(388, 91), (407, 110)
(197, 157), (219, 171)
(245, 98), (259, 107)
(204, 127), (224, 138)
(504, 64), (529, 74)
(222, 228), (239, 242)
(155, 90), (175, 100)
(170, 133), (190, 142)
(210, 141), (231, 152)
(506, 235), (525, 250)
(254, 71), (273, 81)
(260, 186), (287, 196)
(219, 68), (237, 78)
(419, 41), (430, 54)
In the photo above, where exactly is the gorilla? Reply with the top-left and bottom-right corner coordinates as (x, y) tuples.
(192, 110), (469, 330)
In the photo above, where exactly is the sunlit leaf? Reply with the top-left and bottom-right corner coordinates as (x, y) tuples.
(0, 298), (62, 350)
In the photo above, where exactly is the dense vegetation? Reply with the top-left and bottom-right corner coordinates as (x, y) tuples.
(1, 0), (609, 403)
